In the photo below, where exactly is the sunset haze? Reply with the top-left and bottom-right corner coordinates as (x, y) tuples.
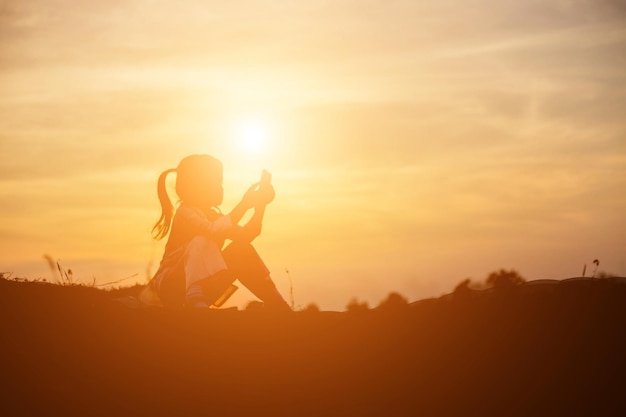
(1, 0), (625, 309)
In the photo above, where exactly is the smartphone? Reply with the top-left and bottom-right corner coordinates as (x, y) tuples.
(260, 169), (272, 187)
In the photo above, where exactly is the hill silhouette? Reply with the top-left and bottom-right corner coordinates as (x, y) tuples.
(1, 276), (625, 416)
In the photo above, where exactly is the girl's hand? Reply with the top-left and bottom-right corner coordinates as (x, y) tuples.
(242, 183), (275, 209)
(256, 184), (275, 207)
(241, 183), (261, 209)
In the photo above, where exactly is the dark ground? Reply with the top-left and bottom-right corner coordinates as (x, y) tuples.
(1, 277), (625, 417)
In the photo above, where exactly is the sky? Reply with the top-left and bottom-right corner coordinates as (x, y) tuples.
(1, 0), (625, 310)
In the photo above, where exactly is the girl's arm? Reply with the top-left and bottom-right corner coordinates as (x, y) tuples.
(229, 185), (274, 243)
(227, 183), (259, 225)
(232, 205), (265, 243)
(177, 205), (233, 239)
(177, 182), (267, 241)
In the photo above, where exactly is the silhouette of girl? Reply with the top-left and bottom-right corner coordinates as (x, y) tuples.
(139, 154), (290, 310)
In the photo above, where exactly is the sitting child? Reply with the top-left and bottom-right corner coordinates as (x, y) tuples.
(139, 154), (290, 311)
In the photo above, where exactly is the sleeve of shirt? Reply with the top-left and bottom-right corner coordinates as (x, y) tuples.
(176, 205), (233, 236)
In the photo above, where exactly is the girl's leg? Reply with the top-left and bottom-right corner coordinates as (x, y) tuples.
(223, 242), (291, 311)
(184, 236), (234, 307)
(143, 247), (185, 308)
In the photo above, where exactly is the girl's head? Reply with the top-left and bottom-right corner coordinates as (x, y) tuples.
(175, 154), (224, 207)
(152, 154), (224, 240)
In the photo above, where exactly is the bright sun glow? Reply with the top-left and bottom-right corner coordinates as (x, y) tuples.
(236, 118), (270, 154)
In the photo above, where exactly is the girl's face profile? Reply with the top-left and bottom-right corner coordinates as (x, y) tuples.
(196, 169), (222, 208)
(176, 154), (224, 209)
(209, 175), (224, 207)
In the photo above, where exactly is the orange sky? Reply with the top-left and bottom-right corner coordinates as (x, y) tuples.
(1, 1), (625, 310)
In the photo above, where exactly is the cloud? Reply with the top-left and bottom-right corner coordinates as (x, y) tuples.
(0, 87), (200, 180)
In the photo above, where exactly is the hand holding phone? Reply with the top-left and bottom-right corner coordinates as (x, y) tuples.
(260, 169), (272, 187)
(257, 169), (274, 206)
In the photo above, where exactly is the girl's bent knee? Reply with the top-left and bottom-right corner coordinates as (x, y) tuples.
(184, 236), (228, 288)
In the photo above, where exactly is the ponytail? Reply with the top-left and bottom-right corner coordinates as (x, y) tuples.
(151, 168), (177, 240)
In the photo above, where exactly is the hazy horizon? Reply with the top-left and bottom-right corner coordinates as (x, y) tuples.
(1, 0), (625, 310)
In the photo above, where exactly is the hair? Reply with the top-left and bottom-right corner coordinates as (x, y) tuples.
(151, 154), (223, 240)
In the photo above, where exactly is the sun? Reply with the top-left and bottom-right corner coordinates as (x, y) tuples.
(236, 118), (270, 155)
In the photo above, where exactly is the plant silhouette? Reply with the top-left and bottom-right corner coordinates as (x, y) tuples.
(485, 269), (525, 289)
